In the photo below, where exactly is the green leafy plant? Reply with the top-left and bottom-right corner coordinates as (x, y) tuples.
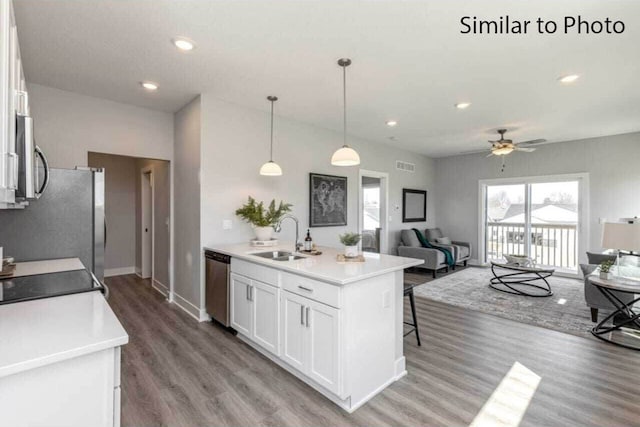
(600, 259), (614, 273)
(339, 232), (361, 246)
(235, 196), (292, 227)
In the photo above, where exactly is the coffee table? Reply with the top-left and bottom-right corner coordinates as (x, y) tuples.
(589, 275), (640, 351)
(490, 262), (555, 297)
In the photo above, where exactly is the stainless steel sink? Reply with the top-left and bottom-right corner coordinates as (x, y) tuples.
(273, 255), (305, 261)
(252, 251), (292, 259)
(252, 251), (304, 261)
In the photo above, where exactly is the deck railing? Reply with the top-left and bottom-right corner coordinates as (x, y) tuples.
(486, 222), (577, 269)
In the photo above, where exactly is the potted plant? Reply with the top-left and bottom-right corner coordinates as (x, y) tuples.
(235, 196), (292, 241)
(339, 232), (361, 257)
(599, 260), (614, 280)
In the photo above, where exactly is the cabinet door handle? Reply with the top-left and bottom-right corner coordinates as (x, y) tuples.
(306, 307), (310, 327)
(300, 305), (305, 325)
(246, 284), (250, 300)
(298, 285), (313, 293)
(249, 285), (253, 301)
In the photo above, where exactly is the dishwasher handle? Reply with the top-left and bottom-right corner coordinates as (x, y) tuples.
(205, 250), (231, 264)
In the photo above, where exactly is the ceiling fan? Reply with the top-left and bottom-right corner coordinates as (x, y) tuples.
(486, 129), (544, 157)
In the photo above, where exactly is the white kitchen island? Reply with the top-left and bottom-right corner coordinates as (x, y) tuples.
(205, 243), (423, 413)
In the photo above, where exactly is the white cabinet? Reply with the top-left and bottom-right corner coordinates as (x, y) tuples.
(281, 290), (341, 395)
(230, 273), (252, 336)
(230, 272), (280, 356)
(281, 291), (307, 372)
(0, 0), (27, 207)
(251, 279), (280, 355)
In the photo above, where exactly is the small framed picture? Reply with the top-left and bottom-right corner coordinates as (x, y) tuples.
(402, 189), (426, 223)
(309, 173), (347, 227)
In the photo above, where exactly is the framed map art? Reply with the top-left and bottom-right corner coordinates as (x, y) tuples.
(309, 173), (347, 227)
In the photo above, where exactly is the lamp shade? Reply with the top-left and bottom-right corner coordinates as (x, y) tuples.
(331, 146), (360, 166)
(259, 160), (283, 176)
(602, 222), (640, 251)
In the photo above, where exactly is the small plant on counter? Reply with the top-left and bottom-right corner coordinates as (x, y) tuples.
(235, 196), (292, 241)
(339, 232), (362, 246)
(339, 232), (361, 257)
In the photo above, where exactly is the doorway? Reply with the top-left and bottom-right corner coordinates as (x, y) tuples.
(479, 173), (589, 276)
(141, 168), (153, 279)
(87, 152), (171, 297)
(358, 170), (389, 254)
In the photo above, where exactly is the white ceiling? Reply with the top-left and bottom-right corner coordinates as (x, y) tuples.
(14, 0), (640, 157)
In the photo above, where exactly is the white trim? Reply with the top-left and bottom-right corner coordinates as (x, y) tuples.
(104, 266), (136, 277)
(358, 169), (390, 254)
(172, 292), (209, 322)
(152, 279), (169, 297)
(140, 166), (155, 281)
(478, 172), (589, 278)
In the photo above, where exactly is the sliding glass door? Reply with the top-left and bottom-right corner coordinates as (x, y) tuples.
(483, 176), (584, 275)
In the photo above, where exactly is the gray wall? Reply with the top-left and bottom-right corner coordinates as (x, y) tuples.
(88, 152), (137, 272)
(200, 96), (436, 252)
(28, 83), (173, 168)
(173, 96), (202, 309)
(434, 132), (640, 261)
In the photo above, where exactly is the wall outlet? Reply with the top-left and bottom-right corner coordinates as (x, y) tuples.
(223, 220), (233, 230)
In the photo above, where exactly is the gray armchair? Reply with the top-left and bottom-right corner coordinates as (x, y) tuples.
(582, 251), (634, 322)
(424, 228), (472, 269)
(398, 230), (449, 278)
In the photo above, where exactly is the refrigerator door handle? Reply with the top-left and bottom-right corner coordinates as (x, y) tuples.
(34, 145), (49, 198)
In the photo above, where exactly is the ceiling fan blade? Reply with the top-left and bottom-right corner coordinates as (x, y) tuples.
(519, 138), (547, 146)
(514, 147), (536, 152)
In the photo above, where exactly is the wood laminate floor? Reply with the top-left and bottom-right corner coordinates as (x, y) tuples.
(107, 274), (640, 427)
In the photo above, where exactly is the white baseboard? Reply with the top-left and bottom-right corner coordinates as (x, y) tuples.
(152, 279), (169, 297)
(467, 258), (487, 267)
(104, 266), (136, 277)
(172, 292), (210, 322)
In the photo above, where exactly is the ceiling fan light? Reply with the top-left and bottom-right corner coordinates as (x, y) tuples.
(493, 146), (514, 156)
(331, 146), (360, 166)
(259, 160), (283, 176)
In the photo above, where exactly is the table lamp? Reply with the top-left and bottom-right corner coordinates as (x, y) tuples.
(602, 222), (640, 273)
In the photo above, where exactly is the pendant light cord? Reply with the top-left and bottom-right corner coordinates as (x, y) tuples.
(270, 99), (274, 161)
(342, 63), (347, 148)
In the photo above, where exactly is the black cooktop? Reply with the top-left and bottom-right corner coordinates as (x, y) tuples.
(0, 269), (104, 305)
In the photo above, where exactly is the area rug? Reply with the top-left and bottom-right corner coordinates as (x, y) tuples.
(406, 267), (597, 338)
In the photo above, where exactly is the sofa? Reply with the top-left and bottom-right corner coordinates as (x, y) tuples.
(424, 228), (472, 269)
(398, 229), (449, 278)
(582, 251), (634, 322)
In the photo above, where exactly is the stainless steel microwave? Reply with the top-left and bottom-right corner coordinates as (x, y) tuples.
(14, 91), (49, 201)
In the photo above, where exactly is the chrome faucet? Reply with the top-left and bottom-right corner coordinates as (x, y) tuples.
(274, 214), (302, 253)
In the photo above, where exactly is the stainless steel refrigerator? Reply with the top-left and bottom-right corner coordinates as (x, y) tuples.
(0, 167), (105, 281)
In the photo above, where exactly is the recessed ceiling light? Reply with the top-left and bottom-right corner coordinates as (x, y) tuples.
(558, 74), (580, 84)
(140, 81), (158, 91)
(172, 37), (195, 51)
(455, 102), (471, 110)
(386, 120), (398, 127)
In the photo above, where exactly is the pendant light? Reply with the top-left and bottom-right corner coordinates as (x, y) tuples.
(260, 96), (283, 176)
(331, 58), (360, 166)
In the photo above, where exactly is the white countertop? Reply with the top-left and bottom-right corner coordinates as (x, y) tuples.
(0, 291), (129, 379)
(205, 242), (424, 285)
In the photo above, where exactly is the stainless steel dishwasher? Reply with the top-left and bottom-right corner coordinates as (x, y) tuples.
(205, 250), (233, 331)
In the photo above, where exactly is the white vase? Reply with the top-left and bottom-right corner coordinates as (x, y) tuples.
(254, 226), (273, 242)
(600, 271), (612, 280)
(345, 245), (358, 258)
